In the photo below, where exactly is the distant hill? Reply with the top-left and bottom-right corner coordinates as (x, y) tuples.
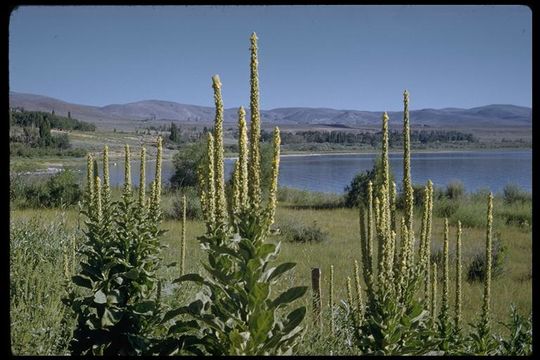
(9, 91), (532, 129)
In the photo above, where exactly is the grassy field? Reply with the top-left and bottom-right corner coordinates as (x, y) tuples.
(9, 187), (532, 355)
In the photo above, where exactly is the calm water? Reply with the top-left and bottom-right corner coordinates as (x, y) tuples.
(97, 150), (531, 194)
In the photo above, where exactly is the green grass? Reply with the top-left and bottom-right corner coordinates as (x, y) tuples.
(9, 187), (531, 354)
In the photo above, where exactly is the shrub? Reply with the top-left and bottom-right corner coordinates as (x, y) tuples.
(466, 237), (506, 282)
(344, 155), (394, 208)
(280, 220), (329, 243)
(169, 139), (207, 188)
(165, 186), (203, 220)
(502, 183), (530, 204)
(10, 170), (82, 209)
(434, 199), (459, 218)
(445, 180), (465, 200)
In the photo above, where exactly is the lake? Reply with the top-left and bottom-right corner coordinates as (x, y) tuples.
(96, 150), (531, 194)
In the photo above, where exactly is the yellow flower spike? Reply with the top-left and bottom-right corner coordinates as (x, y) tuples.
(441, 218), (450, 325)
(211, 75), (228, 227)
(267, 127), (281, 227)
(94, 176), (102, 223)
(454, 220), (462, 330)
(431, 262), (438, 327)
(402, 90), (414, 238)
(353, 260), (364, 318)
(237, 107), (249, 210)
(329, 265), (335, 336)
(86, 153), (94, 207)
(139, 147), (146, 209)
(155, 136), (163, 204)
(123, 144), (132, 196)
(205, 133), (216, 227)
(481, 193), (494, 329)
(231, 160), (241, 214)
(180, 194), (187, 276)
(248, 32), (262, 211)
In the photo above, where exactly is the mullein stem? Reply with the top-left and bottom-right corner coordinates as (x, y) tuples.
(212, 75), (227, 227)
(180, 194), (187, 275)
(402, 90), (414, 239)
(138, 147), (146, 210)
(329, 265), (335, 336)
(248, 32), (262, 211)
(480, 193), (493, 332)
(123, 144), (132, 198)
(267, 127), (280, 227)
(431, 262), (437, 328)
(454, 221), (462, 331)
(238, 107), (249, 211)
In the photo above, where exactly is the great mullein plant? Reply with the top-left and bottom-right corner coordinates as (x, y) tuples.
(163, 33), (307, 356)
(350, 92), (438, 355)
(64, 139), (166, 355)
(467, 193), (499, 354)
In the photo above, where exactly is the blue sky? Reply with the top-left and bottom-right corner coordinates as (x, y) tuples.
(9, 5), (531, 111)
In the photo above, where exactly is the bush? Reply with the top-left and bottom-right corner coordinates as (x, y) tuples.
(170, 139), (207, 188)
(502, 183), (531, 204)
(434, 199), (459, 218)
(344, 155), (394, 208)
(164, 186), (203, 220)
(279, 220), (329, 243)
(445, 180), (465, 200)
(466, 237), (507, 282)
(10, 170), (82, 209)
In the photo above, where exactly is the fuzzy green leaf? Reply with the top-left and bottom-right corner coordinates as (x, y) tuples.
(271, 286), (307, 308)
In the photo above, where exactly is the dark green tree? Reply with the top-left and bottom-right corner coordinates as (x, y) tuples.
(169, 122), (180, 143)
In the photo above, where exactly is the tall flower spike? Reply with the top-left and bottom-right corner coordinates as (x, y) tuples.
(248, 32), (262, 210)
(123, 144), (132, 196)
(367, 181), (374, 274)
(346, 276), (357, 328)
(353, 260), (364, 319)
(102, 145), (111, 206)
(155, 136), (163, 204)
(381, 112), (390, 204)
(180, 194), (187, 275)
(480, 193), (494, 330)
(139, 147), (146, 209)
(329, 265), (335, 336)
(212, 75), (227, 226)
(390, 181), (397, 233)
(402, 90), (414, 237)
(424, 181), (434, 301)
(231, 160), (241, 214)
(440, 218), (450, 330)
(267, 127), (281, 227)
(85, 153), (94, 208)
(94, 176), (102, 223)
(431, 262), (437, 327)
(454, 220), (462, 330)
(205, 133), (216, 228)
(237, 107), (249, 210)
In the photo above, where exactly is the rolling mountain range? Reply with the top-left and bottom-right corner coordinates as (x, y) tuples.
(9, 91), (532, 129)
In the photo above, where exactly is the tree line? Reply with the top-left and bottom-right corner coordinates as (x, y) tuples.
(259, 129), (477, 146)
(10, 108), (96, 132)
